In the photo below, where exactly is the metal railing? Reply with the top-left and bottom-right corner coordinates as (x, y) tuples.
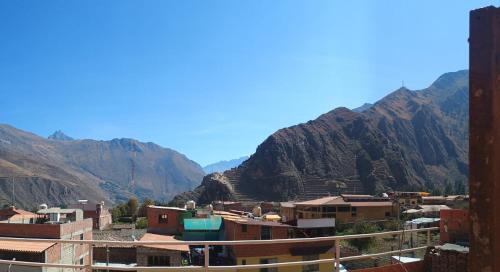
(0, 227), (438, 272)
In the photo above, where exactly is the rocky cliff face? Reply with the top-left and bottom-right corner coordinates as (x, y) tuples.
(0, 125), (205, 208)
(173, 70), (469, 203)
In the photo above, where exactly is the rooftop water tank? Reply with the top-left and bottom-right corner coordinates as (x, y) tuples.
(252, 206), (262, 217)
(186, 200), (196, 210)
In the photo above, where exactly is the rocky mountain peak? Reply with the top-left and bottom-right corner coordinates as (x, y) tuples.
(48, 130), (74, 141)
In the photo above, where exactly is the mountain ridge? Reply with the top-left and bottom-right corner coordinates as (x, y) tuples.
(203, 156), (249, 174)
(173, 70), (469, 204)
(0, 125), (205, 208)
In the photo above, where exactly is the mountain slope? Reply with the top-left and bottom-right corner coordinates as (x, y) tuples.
(0, 125), (204, 208)
(203, 156), (249, 174)
(174, 70), (469, 203)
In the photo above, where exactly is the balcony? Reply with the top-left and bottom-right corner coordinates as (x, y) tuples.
(0, 227), (438, 272)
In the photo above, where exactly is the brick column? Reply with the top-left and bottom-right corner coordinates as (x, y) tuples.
(469, 6), (500, 272)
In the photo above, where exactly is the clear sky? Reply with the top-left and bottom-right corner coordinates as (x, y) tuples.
(0, 1), (495, 166)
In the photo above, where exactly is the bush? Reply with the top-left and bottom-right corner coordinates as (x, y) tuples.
(345, 222), (380, 252)
(135, 217), (148, 229)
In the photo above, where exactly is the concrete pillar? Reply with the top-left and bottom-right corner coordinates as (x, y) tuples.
(469, 6), (500, 272)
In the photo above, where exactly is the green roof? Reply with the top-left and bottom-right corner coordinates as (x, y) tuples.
(183, 216), (222, 231)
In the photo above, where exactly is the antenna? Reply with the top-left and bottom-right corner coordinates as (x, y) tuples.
(402, 80), (405, 88)
(11, 177), (14, 207)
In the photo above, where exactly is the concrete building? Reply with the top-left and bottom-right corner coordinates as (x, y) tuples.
(0, 207), (93, 272)
(69, 201), (112, 230)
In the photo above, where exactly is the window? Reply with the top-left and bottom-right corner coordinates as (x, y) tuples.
(242, 224), (248, 233)
(158, 214), (168, 224)
(80, 234), (84, 240)
(338, 206), (350, 212)
(79, 258), (84, 265)
(148, 256), (170, 266)
(351, 207), (357, 217)
(261, 226), (271, 240)
(324, 206), (336, 213)
(385, 211), (391, 217)
(259, 258), (277, 272)
(303, 255), (320, 272)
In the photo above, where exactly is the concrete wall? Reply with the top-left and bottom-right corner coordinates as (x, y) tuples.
(235, 252), (334, 272)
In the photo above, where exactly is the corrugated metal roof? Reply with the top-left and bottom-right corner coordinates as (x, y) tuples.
(139, 233), (189, 252)
(183, 216), (222, 231)
(148, 205), (186, 211)
(295, 196), (393, 207)
(0, 240), (55, 253)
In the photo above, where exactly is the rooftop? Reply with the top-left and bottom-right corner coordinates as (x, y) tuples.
(37, 208), (80, 214)
(294, 195), (393, 207)
(0, 240), (55, 253)
(147, 205), (186, 211)
(183, 216), (222, 231)
(139, 233), (189, 252)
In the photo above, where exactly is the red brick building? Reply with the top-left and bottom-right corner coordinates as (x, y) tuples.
(146, 205), (186, 235)
(0, 209), (93, 270)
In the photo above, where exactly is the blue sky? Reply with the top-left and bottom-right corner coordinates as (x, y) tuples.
(0, 1), (494, 166)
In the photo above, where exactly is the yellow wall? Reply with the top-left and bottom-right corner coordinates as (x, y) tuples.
(234, 253), (334, 272)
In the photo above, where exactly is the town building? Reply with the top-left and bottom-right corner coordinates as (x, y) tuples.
(222, 214), (334, 272)
(390, 192), (427, 209)
(137, 233), (189, 267)
(0, 206), (93, 272)
(92, 227), (146, 267)
(280, 194), (394, 237)
(422, 195), (469, 209)
(403, 205), (451, 218)
(0, 240), (59, 272)
(0, 206), (39, 223)
(146, 205), (186, 235)
(69, 201), (112, 230)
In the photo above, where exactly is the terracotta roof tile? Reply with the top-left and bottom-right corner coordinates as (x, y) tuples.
(139, 233), (189, 252)
(0, 240), (55, 253)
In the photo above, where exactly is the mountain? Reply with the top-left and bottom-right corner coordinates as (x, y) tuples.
(0, 125), (205, 208)
(352, 103), (373, 113)
(173, 70), (469, 204)
(48, 130), (74, 141)
(203, 156), (249, 174)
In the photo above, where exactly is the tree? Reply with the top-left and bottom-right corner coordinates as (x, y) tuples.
(138, 198), (155, 217)
(135, 217), (148, 229)
(444, 181), (454, 196)
(126, 198), (139, 217)
(111, 207), (123, 223)
(455, 180), (466, 195)
(346, 222), (380, 252)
